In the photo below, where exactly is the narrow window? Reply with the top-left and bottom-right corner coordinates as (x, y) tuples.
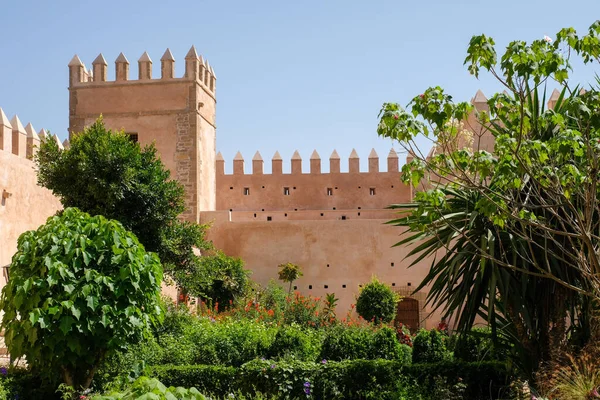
(358, 212), (361, 216)
(391, 262), (395, 267)
(342, 284), (346, 288)
(267, 216), (272, 221)
(309, 285), (313, 290)
(326, 188), (333, 196)
(243, 187), (250, 195)
(324, 285), (328, 289)
(341, 215), (347, 220)
(284, 213), (288, 217)
(392, 283), (396, 287)
(283, 187), (290, 195)
(126, 132), (138, 143)
(253, 213), (256, 218)
(370, 188), (376, 196)
(294, 285), (297, 290)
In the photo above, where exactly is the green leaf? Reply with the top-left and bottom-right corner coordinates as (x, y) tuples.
(87, 296), (99, 311)
(59, 316), (74, 335)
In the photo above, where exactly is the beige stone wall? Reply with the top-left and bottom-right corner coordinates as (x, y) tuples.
(0, 149), (62, 286)
(216, 155), (411, 212)
(201, 210), (445, 329)
(68, 49), (217, 222)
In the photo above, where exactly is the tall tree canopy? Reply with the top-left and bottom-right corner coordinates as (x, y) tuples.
(377, 21), (600, 373)
(35, 118), (211, 280)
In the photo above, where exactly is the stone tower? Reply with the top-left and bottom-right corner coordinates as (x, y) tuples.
(67, 46), (217, 222)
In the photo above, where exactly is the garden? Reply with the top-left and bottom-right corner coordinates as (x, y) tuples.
(0, 19), (599, 400)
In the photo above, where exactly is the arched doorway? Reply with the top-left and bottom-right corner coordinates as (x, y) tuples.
(396, 297), (420, 332)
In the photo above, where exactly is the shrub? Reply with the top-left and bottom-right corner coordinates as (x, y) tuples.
(320, 325), (409, 362)
(186, 318), (276, 367)
(412, 328), (451, 363)
(268, 325), (322, 361)
(149, 365), (236, 396)
(150, 360), (510, 400)
(0, 208), (164, 392)
(453, 327), (499, 362)
(91, 377), (206, 400)
(355, 277), (399, 324)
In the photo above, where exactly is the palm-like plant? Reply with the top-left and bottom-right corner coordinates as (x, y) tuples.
(278, 263), (303, 294)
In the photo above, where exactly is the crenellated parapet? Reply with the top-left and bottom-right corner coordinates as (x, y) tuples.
(219, 148), (402, 175)
(215, 148), (411, 212)
(68, 47), (217, 96)
(0, 107), (59, 161)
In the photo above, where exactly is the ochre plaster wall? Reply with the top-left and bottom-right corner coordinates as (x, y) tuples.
(0, 150), (62, 286)
(216, 169), (411, 211)
(201, 210), (444, 329)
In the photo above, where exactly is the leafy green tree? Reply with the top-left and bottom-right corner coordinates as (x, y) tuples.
(377, 21), (600, 372)
(173, 251), (250, 307)
(0, 208), (164, 393)
(35, 118), (210, 279)
(356, 277), (400, 324)
(277, 262), (303, 294)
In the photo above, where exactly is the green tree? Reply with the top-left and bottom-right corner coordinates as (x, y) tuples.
(277, 263), (303, 294)
(0, 208), (164, 393)
(35, 118), (210, 284)
(173, 251), (250, 307)
(356, 277), (400, 324)
(377, 21), (600, 372)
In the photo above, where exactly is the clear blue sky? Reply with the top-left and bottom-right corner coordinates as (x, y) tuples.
(1, 0), (598, 173)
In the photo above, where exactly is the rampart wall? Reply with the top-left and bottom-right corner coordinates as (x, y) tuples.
(216, 149), (412, 211)
(201, 210), (440, 328)
(68, 47), (217, 222)
(0, 107), (62, 286)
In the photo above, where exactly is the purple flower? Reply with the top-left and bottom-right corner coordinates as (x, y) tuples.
(304, 388), (311, 395)
(304, 382), (311, 387)
(270, 364), (275, 369)
(0, 367), (7, 376)
(321, 359), (327, 364)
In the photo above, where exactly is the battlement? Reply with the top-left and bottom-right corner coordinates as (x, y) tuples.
(215, 148), (412, 212)
(68, 46), (216, 96)
(217, 148), (402, 175)
(0, 107), (65, 161)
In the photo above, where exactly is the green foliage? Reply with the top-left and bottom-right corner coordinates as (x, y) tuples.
(320, 325), (409, 362)
(412, 329), (451, 364)
(453, 327), (502, 362)
(149, 360), (510, 400)
(277, 263), (303, 293)
(378, 21), (600, 374)
(175, 251), (251, 307)
(35, 118), (210, 282)
(0, 208), (164, 391)
(355, 277), (399, 324)
(267, 325), (322, 361)
(91, 377), (207, 400)
(149, 365), (236, 397)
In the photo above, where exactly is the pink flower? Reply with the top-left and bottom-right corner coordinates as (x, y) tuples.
(419, 94), (425, 99)
(543, 35), (553, 43)
(393, 115), (399, 120)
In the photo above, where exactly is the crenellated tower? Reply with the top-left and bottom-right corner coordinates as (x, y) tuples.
(67, 46), (217, 222)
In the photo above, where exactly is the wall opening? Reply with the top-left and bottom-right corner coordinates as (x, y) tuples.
(326, 188), (333, 196)
(309, 285), (312, 289)
(396, 297), (420, 332)
(243, 187), (250, 195)
(267, 216), (272, 221)
(342, 284), (346, 288)
(126, 132), (138, 143)
(341, 215), (346, 220)
(370, 188), (376, 196)
(283, 187), (290, 195)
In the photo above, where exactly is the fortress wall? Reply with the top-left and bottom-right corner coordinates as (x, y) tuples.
(201, 210), (443, 329)
(68, 48), (217, 221)
(0, 111), (62, 285)
(216, 150), (412, 211)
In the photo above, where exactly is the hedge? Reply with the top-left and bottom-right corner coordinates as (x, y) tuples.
(149, 359), (511, 400)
